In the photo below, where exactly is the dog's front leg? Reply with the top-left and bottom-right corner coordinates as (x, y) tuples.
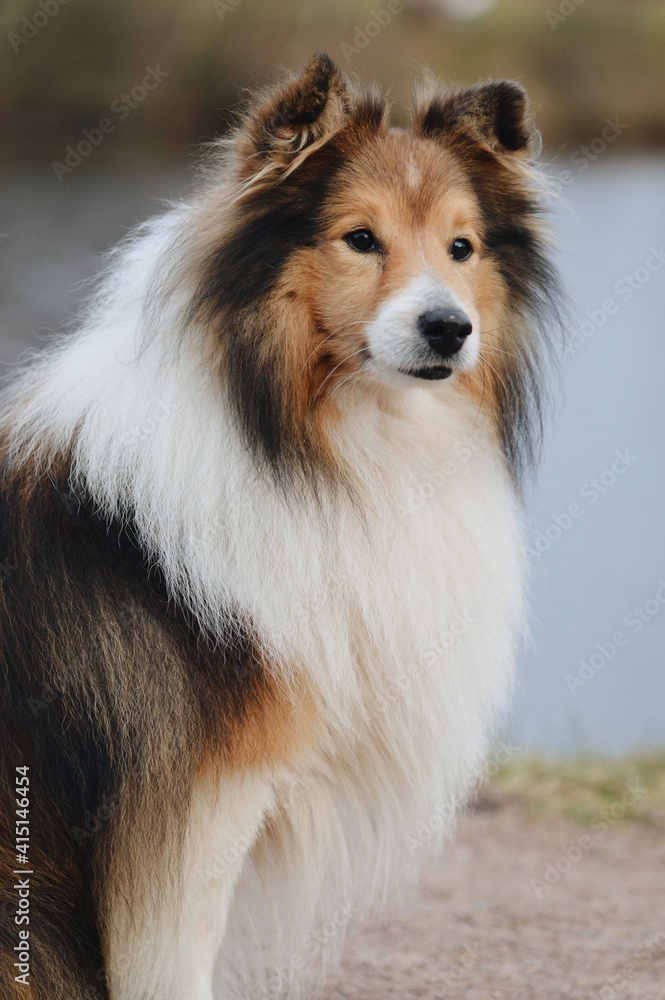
(105, 772), (274, 1000)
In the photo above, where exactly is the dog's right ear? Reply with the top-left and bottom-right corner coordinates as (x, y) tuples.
(232, 53), (349, 187)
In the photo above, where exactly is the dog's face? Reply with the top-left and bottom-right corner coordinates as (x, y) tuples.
(302, 134), (485, 387)
(190, 54), (557, 480)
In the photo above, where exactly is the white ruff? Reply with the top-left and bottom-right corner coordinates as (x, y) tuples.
(4, 210), (526, 998)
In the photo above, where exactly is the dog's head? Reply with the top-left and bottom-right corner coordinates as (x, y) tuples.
(186, 54), (560, 483)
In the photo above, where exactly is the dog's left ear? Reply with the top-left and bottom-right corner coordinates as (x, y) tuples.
(413, 80), (540, 157)
(233, 52), (349, 184)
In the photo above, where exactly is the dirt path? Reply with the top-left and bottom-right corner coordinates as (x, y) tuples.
(325, 803), (665, 1000)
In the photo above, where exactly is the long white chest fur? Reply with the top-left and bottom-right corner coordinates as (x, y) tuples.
(213, 387), (526, 998)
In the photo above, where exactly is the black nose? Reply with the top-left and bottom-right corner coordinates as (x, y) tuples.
(418, 308), (472, 359)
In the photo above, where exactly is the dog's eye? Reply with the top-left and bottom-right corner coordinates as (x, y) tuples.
(450, 238), (473, 262)
(344, 229), (378, 254)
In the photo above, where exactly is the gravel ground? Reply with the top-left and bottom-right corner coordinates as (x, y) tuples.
(324, 802), (665, 1000)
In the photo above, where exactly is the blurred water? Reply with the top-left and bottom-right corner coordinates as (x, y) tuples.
(511, 155), (665, 754)
(0, 155), (663, 755)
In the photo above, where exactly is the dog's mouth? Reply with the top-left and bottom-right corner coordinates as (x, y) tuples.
(399, 365), (453, 381)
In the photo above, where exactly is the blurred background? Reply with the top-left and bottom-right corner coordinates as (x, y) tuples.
(1, 0), (663, 755)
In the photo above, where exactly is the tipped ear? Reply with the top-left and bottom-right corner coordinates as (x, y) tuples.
(413, 80), (540, 157)
(234, 53), (349, 182)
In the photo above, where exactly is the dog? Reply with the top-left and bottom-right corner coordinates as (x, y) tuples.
(0, 53), (560, 999)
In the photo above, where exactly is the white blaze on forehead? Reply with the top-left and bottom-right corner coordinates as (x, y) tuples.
(405, 155), (423, 190)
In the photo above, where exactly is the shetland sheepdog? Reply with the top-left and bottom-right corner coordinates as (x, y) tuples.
(0, 54), (559, 1000)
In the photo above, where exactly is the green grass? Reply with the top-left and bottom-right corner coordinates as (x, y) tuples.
(487, 754), (665, 827)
